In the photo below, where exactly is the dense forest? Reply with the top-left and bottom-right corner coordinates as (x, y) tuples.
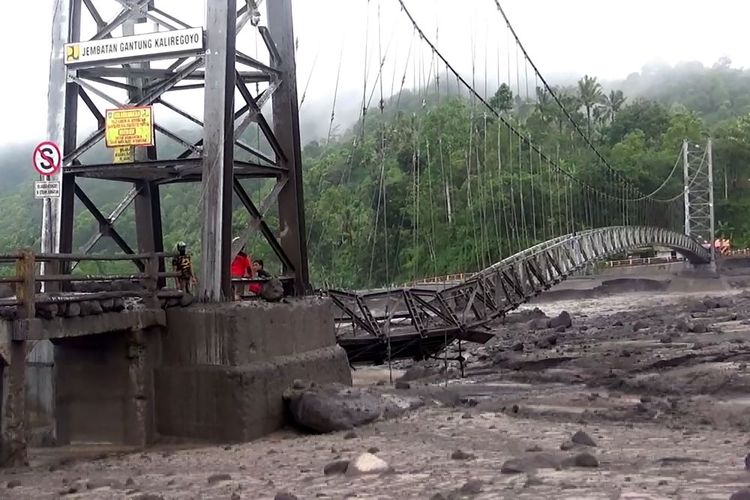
(1, 60), (750, 288)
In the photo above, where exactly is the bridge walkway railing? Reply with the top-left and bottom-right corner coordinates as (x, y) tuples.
(0, 251), (183, 324)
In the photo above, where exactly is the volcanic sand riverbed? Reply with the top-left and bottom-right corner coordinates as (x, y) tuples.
(3, 289), (750, 499)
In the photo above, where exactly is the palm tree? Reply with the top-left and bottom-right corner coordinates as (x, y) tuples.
(577, 75), (604, 139)
(534, 86), (553, 123)
(600, 90), (626, 125)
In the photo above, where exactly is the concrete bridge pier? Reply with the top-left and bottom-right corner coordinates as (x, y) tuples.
(0, 338), (28, 466)
(0, 297), (352, 466)
(53, 327), (161, 447)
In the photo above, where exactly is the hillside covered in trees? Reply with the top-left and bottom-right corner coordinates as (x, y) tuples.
(1, 60), (750, 288)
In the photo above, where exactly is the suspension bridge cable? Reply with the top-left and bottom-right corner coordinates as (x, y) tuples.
(326, 40), (346, 144)
(395, 0), (625, 201)
(651, 145), (708, 203)
(490, 0), (648, 200)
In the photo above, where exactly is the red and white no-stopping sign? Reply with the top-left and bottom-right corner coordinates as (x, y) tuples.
(32, 141), (62, 177)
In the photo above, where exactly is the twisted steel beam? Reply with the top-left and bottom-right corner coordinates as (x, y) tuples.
(330, 226), (710, 363)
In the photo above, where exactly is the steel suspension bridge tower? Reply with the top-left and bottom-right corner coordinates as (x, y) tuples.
(44, 0), (309, 301)
(682, 139), (716, 267)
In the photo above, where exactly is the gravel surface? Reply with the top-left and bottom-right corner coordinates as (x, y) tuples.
(4, 289), (750, 499)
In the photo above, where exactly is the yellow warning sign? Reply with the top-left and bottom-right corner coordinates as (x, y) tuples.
(113, 146), (135, 164)
(105, 106), (154, 148)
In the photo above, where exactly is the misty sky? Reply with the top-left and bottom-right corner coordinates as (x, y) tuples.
(1, 0), (747, 147)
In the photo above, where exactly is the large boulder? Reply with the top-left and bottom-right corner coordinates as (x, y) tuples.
(548, 311), (572, 330)
(283, 382), (423, 433)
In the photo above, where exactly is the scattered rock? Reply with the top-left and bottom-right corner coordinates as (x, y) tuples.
(459, 479), (483, 495)
(529, 317), (551, 330)
(524, 475), (543, 487)
(675, 318), (692, 332)
(689, 301), (709, 313)
(207, 473), (232, 485)
(745, 453), (750, 470)
(6, 480), (21, 488)
(323, 460), (350, 475)
(429, 494), (448, 500)
(525, 445), (543, 452)
(500, 459), (526, 474)
(274, 493), (298, 500)
(560, 441), (576, 451)
(125, 478), (135, 487)
(345, 453), (392, 475)
(657, 456), (709, 465)
(343, 431), (358, 440)
(394, 381), (411, 390)
(86, 479), (120, 490)
(451, 449), (474, 460)
(730, 489), (750, 500)
(133, 495), (164, 500)
(261, 278), (285, 302)
(632, 320), (649, 332)
(563, 452), (599, 468)
(536, 334), (558, 348)
(511, 342), (524, 352)
(501, 454), (561, 474)
(691, 322), (708, 333)
(367, 447), (380, 454)
(549, 311), (572, 330)
(571, 430), (597, 447)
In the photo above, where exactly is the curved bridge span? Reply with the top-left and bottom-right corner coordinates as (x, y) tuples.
(329, 226), (711, 364)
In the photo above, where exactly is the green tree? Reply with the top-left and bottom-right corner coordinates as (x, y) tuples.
(489, 83), (513, 114)
(577, 75), (604, 138)
(599, 89), (626, 125)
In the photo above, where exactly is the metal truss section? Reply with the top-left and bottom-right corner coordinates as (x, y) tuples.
(46, 0), (309, 300)
(330, 226), (710, 363)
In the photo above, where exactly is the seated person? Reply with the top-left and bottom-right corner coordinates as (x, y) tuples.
(231, 246), (253, 299)
(248, 259), (270, 295)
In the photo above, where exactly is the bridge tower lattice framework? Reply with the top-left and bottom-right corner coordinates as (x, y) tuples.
(44, 0), (309, 301)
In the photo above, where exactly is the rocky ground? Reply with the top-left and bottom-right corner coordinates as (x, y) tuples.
(5, 288), (750, 498)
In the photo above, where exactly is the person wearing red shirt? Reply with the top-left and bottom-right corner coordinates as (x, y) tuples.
(231, 247), (253, 299)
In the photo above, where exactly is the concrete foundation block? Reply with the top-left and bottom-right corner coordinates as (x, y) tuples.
(155, 345), (350, 441)
(54, 328), (160, 446)
(155, 298), (352, 442)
